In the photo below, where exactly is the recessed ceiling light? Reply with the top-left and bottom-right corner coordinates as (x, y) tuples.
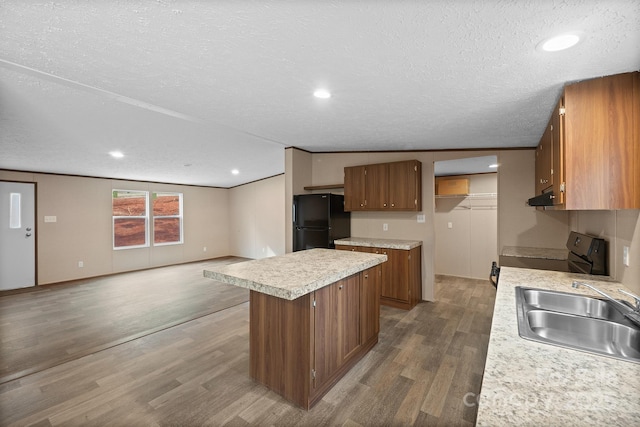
(313, 89), (331, 99)
(231, 169), (239, 175)
(109, 151), (124, 158)
(538, 33), (581, 52)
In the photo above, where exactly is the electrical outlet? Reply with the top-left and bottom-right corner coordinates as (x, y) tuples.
(623, 246), (630, 267)
(383, 223), (388, 231)
(417, 214), (425, 223)
(78, 261), (84, 268)
(447, 222), (453, 229)
(203, 246), (207, 252)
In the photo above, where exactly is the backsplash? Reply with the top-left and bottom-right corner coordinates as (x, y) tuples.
(570, 210), (640, 294)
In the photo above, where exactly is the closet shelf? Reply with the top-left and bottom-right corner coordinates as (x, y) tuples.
(435, 192), (497, 199)
(303, 184), (344, 191)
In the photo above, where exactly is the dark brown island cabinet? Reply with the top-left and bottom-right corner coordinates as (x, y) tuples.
(203, 249), (386, 409)
(249, 265), (381, 408)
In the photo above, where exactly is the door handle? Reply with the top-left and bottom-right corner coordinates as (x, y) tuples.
(26, 227), (32, 231)
(26, 233), (32, 237)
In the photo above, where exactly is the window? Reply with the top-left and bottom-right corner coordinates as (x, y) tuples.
(152, 192), (183, 245)
(112, 190), (149, 249)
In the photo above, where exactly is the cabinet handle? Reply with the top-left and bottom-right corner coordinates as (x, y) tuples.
(383, 203), (387, 207)
(364, 274), (368, 279)
(391, 203), (395, 207)
(339, 285), (343, 290)
(360, 203), (364, 207)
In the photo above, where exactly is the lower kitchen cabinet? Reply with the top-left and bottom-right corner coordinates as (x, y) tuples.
(336, 244), (421, 310)
(249, 266), (380, 409)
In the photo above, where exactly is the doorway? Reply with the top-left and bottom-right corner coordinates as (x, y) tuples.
(0, 181), (36, 290)
(433, 156), (498, 281)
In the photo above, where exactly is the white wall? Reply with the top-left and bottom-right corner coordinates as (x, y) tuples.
(0, 169), (230, 285)
(229, 174), (286, 259)
(285, 148), (312, 253)
(496, 150), (570, 249)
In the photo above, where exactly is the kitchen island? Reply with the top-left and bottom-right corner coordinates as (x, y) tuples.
(203, 248), (387, 409)
(476, 267), (640, 425)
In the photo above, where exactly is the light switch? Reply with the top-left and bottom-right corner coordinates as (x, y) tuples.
(44, 216), (57, 223)
(447, 222), (453, 229)
(383, 223), (388, 231)
(417, 214), (425, 223)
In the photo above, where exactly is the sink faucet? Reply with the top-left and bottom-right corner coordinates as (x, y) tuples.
(572, 281), (640, 327)
(618, 289), (640, 310)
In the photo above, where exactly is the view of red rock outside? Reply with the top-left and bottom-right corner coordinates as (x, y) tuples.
(113, 191), (181, 248)
(153, 193), (181, 244)
(113, 191), (147, 248)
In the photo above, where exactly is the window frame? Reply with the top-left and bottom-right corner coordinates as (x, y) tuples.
(152, 192), (184, 246)
(112, 190), (150, 250)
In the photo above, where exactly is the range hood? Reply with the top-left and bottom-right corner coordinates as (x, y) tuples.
(527, 191), (555, 207)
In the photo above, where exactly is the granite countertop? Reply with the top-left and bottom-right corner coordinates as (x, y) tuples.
(334, 237), (422, 250)
(476, 267), (640, 426)
(501, 245), (568, 260)
(203, 248), (387, 300)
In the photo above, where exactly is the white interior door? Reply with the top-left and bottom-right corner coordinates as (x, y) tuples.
(0, 182), (36, 290)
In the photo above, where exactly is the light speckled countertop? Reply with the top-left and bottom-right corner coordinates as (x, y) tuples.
(203, 248), (386, 300)
(334, 237), (422, 250)
(476, 267), (640, 426)
(501, 246), (568, 260)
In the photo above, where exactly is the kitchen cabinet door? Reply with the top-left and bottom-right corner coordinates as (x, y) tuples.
(389, 160), (422, 210)
(360, 266), (381, 344)
(550, 96), (565, 205)
(365, 163), (389, 209)
(313, 275), (361, 388)
(344, 166), (367, 211)
(383, 249), (410, 302)
(344, 160), (422, 211)
(563, 72), (639, 209)
(368, 246), (390, 299)
(535, 123), (553, 195)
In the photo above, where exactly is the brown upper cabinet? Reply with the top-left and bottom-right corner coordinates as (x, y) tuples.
(534, 71), (639, 209)
(344, 160), (422, 211)
(535, 119), (553, 195)
(534, 96), (565, 205)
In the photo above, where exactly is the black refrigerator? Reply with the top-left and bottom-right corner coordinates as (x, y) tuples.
(293, 193), (351, 252)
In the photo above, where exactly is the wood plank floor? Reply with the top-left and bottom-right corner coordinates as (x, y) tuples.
(0, 258), (249, 384)
(0, 266), (495, 426)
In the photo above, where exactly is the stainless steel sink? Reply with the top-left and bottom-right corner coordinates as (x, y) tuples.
(521, 288), (630, 323)
(516, 287), (640, 363)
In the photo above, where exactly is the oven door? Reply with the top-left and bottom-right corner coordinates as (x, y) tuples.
(567, 252), (592, 274)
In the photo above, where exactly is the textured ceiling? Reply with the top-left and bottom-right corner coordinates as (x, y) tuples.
(1, 1), (639, 187)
